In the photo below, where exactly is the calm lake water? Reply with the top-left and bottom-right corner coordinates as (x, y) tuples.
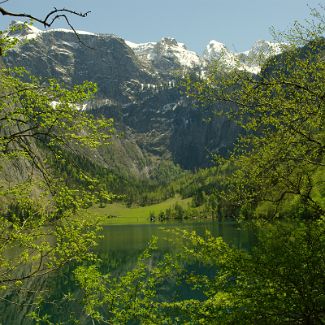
(97, 220), (253, 277)
(1, 220), (253, 324)
(99, 219), (251, 252)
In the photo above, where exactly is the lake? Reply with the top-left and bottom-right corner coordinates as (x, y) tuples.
(1, 220), (253, 324)
(99, 219), (252, 254)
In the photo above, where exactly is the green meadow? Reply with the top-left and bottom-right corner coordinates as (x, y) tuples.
(85, 196), (192, 225)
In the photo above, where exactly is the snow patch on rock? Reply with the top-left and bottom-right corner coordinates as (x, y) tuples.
(126, 37), (201, 69)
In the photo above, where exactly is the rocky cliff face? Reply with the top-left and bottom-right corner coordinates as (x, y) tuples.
(4, 22), (282, 172)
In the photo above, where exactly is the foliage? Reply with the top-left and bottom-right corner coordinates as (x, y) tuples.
(184, 8), (325, 220)
(0, 25), (113, 312)
(74, 238), (184, 324)
(172, 219), (325, 324)
(73, 219), (324, 324)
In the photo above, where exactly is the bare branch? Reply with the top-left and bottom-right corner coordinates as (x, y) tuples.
(47, 13), (94, 49)
(43, 7), (91, 27)
(0, 6), (90, 28)
(0, 6), (93, 48)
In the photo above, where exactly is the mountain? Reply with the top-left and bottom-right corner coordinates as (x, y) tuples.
(203, 40), (237, 65)
(3, 21), (283, 176)
(7, 21), (283, 76)
(126, 37), (201, 75)
(202, 39), (285, 74)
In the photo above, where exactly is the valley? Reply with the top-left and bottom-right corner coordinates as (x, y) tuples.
(0, 6), (324, 323)
(1, 21), (284, 213)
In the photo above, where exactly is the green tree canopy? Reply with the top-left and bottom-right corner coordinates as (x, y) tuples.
(0, 19), (113, 308)
(185, 8), (325, 219)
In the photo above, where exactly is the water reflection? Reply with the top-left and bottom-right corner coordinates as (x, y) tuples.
(1, 220), (253, 324)
(98, 220), (252, 253)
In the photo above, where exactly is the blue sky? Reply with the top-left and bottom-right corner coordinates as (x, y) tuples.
(0, 0), (321, 53)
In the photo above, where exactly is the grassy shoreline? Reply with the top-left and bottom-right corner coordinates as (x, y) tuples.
(84, 196), (192, 225)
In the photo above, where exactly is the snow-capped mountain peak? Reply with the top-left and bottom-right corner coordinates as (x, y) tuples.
(205, 40), (228, 56)
(7, 20), (96, 41)
(126, 37), (201, 72)
(160, 37), (178, 47)
(202, 40), (237, 68)
(47, 28), (96, 36)
(249, 39), (284, 56)
(125, 40), (156, 52)
(202, 39), (284, 74)
(6, 20), (283, 75)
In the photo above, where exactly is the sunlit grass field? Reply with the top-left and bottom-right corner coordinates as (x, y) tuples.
(85, 195), (192, 225)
